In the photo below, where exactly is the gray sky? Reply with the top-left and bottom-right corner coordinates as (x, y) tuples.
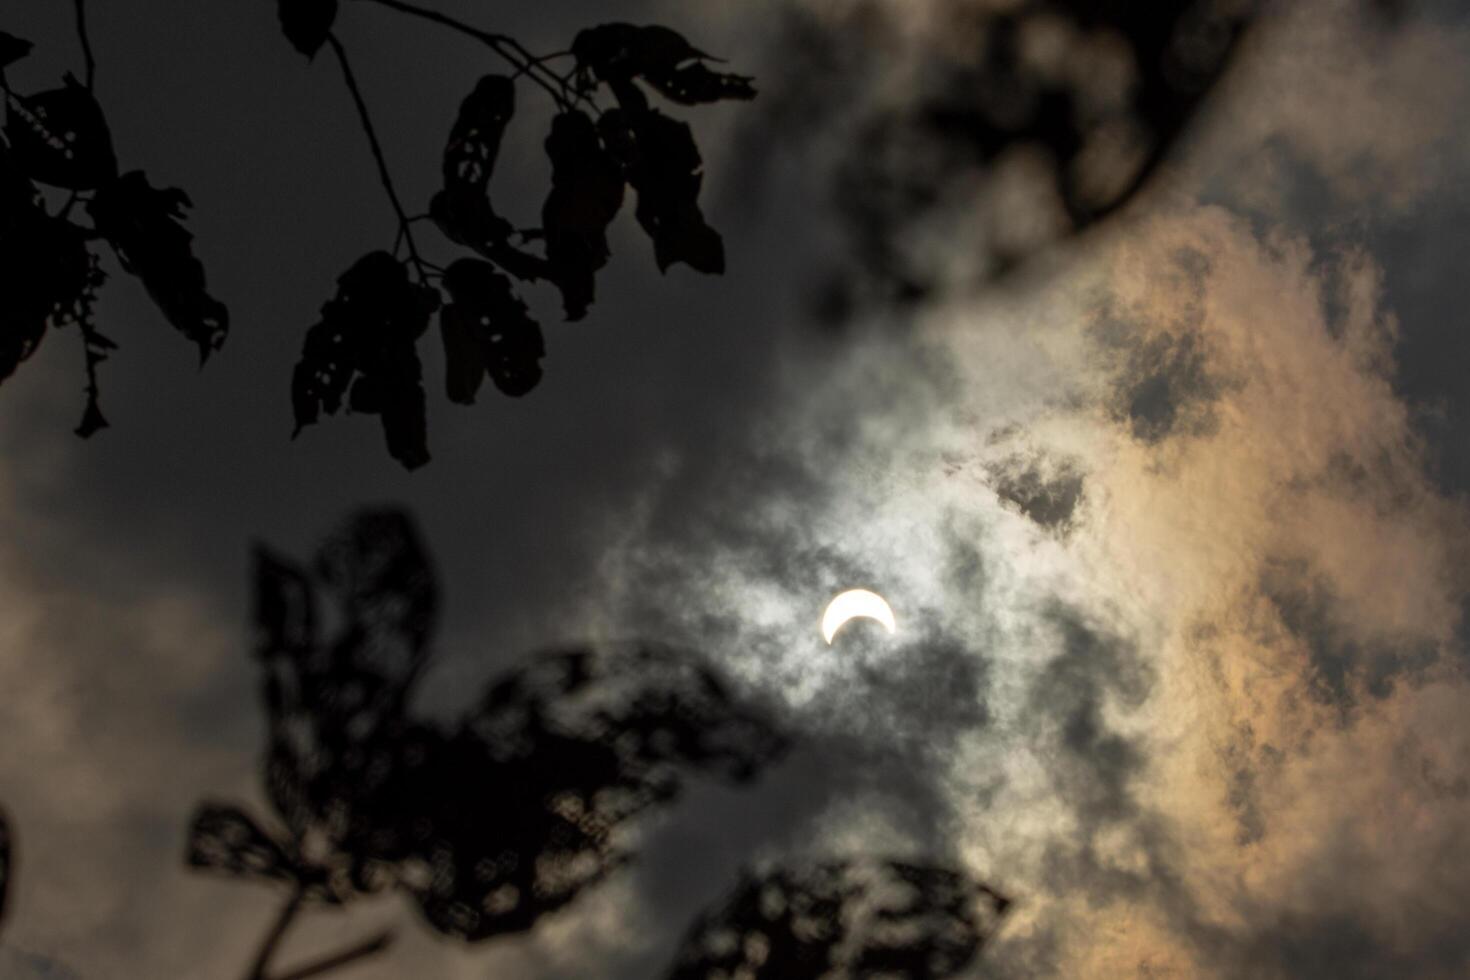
(3, 1), (1470, 977)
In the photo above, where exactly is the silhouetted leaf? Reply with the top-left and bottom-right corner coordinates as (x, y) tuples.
(667, 859), (1011, 980)
(439, 258), (543, 400)
(431, 75), (552, 287)
(603, 108), (724, 274)
(442, 74), (514, 191)
(542, 110), (624, 320)
(3, 74), (116, 189)
(0, 31), (32, 69)
(0, 194), (96, 382)
(1, 149), (110, 432)
(573, 24), (756, 106)
(88, 170), (228, 361)
(290, 252), (438, 469)
(278, 0), (337, 59)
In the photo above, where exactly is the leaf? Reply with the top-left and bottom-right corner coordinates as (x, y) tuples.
(88, 170), (228, 362)
(3, 74), (117, 190)
(602, 108), (724, 274)
(1, 150), (108, 434)
(542, 110), (625, 320)
(665, 859), (1011, 980)
(0, 31), (32, 69)
(440, 258), (543, 399)
(429, 188), (549, 283)
(0, 205), (92, 382)
(572, 24), (756, 106)
(314, 508), (438, 676)
(442, 75), (515, 192)
(277, 0), (337, 59)
(291, 251), (438, 469)
(431, 76), (551, 285)
(185, 803), (302, 889)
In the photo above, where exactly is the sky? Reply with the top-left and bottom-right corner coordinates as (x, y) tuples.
(3, 0), (1470, 977)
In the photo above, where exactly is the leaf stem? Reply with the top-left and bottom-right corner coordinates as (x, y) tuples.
(74, 0), (96, 89)
(325, 32), (428, 282)
(246, 884), (305, 980)
(272, 929), (395, 980)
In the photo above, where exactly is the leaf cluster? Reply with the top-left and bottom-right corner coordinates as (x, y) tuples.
(0, 31), (226, 435)
(284, 8), (754, 468)
(186, 509), (789, 949)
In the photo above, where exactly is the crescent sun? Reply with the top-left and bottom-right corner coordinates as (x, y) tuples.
(821, 589), (897, 645)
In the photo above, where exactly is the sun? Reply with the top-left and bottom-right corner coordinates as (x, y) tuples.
(821, 589), (897, 645)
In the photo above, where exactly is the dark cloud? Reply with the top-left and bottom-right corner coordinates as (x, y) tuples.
(1260, 557), (1438, 714)
(988, 452), (1086, 533)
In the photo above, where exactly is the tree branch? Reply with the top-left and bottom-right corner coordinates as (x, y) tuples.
(351, 0), (578, 109)
(246, 885), (305, 980)
(272, 929), (395, 980)
(324, 32), (428, 281)
(74, 0), (96, 89)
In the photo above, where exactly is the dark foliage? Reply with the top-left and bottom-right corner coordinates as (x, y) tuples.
(666, 858), (1012, 980)
(284, 9), (752, 467)
(291, 251), (438, 469)
(606, 107), (725, 274)
(542, 109), (624, 320)
(88, 171), (228, 362)
(439, 258), (543, 401)
(0, 31), (32, 69)
(0, 21), (226, 436)
(3, 75), (115, 190)
(186, 509), (787, 974)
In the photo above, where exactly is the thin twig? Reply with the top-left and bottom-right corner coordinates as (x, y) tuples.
(325, 32), (428, 281)
(74, 0), (96, 89)
(272, 929), (395, 980)
(351, 0), (579, 109)
(247, 885), (305, 980)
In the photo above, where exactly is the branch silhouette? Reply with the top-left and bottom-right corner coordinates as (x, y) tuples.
(280, 2), (756, 468)
(0, 4), (227, 436)
(185, 508), (788, 978)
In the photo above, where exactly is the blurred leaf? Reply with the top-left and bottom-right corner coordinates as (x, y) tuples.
(573, 24), (756, 106)
(666, 859), (1011, 979)
(603, 108), (724, 274)
(440, 258), (543, 400)
(278, 0), (337, 59)
(186, 803), (302, 889)
(291, 251), (438, 469)
(3, 75), (117, 189)
(196, 511), (788, 946)
(88, 170), (228, 362)
(542, 110), (624, 320)
(0, 31), (32, 69)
